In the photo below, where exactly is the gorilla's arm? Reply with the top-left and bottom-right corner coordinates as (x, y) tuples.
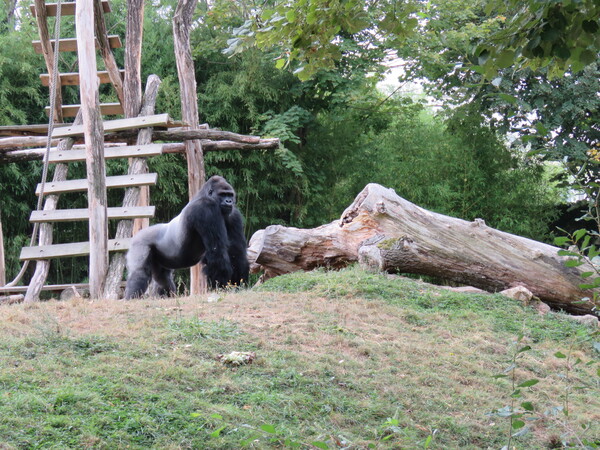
(226, 209), (249, 286)
(189, 200), (233, 288)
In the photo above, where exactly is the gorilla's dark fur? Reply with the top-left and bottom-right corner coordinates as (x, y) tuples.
(124, 175), (249, 299)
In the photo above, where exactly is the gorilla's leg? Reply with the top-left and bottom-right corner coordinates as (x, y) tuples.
(125, 265), (152, 299)
(125, 241), (153, 299)
(152, 265), (176, 297)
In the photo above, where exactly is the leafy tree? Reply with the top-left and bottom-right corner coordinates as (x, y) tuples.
(224, 0), (599, 81)
(478, 0), (600, 78)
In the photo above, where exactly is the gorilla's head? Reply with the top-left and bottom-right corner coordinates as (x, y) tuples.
(201, 175), (236, 215)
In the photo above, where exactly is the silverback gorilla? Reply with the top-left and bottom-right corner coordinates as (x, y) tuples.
(124, 175), (249, 299)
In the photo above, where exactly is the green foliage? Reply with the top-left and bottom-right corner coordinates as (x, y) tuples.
(300, 97), (561, 239)
(230, 0), (599, 81)
(490, 330), (600, 448)
(478, 0), (600, 78)
(554, 228), (600, 312)
(488, 336), (539, 445)
(224, 0), (399, 80)
(0, 26), (45, 125)
(0, 162), (42, 280)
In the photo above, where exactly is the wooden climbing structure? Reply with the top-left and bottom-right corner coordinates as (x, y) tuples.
(0, 0), (279, 302)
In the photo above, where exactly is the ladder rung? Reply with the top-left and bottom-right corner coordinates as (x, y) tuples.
(30, 206), (156, 223)
(20, 239), (131, 260)
(52, 113), (172, 138)
(36, 173), (158, 195)
(30, 1), (111, 16)
(45, 103), (124, 118)
(32, 36), (122, 53)
(40, 70), (125, 87)
(48, 144), (164, 163)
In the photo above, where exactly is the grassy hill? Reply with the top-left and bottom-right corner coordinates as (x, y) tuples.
(0, 266), (598, 448)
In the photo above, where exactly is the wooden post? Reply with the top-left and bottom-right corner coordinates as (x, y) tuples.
(125, 0), (144, 118)
(76, 0), (108, 299)
(0, 211), (5, 286)
(173, 0), (206, 295)
(125, 0), (149, 233)
(93, 0), (125, 106)
(33, 0), (63, 123)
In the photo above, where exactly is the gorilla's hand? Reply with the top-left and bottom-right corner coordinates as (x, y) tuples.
(203, 254), (233, 289)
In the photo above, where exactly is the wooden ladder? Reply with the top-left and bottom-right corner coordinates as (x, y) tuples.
(31, 0), (125, 119)
(18, 115), (175, 262)
(6, 0), (165, 297)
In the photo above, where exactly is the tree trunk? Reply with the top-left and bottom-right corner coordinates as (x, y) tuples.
(124, 0), (144, 118)
(103, 75), (161, 299)
(173, 0), (206, 295)
(248, 183), (599, 316)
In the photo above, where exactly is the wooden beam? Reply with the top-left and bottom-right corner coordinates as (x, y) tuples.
(36, 173), (157, 195)
(30, 206), (156, 223)
(32, 36), (122, 53)
(48, 144), (164, 163)
(40, 70), (125, 86)
(0, 124), (58, 137)
(52, 113), (171, 138)
(45, 103), (124, 118)
(30, 1), (111, 16)
(20, 239), (131, 261)
(1, 283), (95, 294)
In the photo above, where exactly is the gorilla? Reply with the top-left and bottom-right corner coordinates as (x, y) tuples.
(124, 175), (249, 299)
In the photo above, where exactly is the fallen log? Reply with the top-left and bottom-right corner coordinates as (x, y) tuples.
(248, 183), (599, 316)
(0, 294), (24, 305)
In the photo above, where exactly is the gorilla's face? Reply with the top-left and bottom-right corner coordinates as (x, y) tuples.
(204, 176), (236, 215)
(219, 191), (234, 214)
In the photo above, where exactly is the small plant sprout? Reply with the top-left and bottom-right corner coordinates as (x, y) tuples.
(488, 334), (539, 447)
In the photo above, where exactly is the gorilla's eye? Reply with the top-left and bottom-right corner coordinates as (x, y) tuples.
(208, 189), (213, 195)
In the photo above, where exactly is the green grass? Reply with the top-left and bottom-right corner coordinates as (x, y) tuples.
(0, 266), (598, 448)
